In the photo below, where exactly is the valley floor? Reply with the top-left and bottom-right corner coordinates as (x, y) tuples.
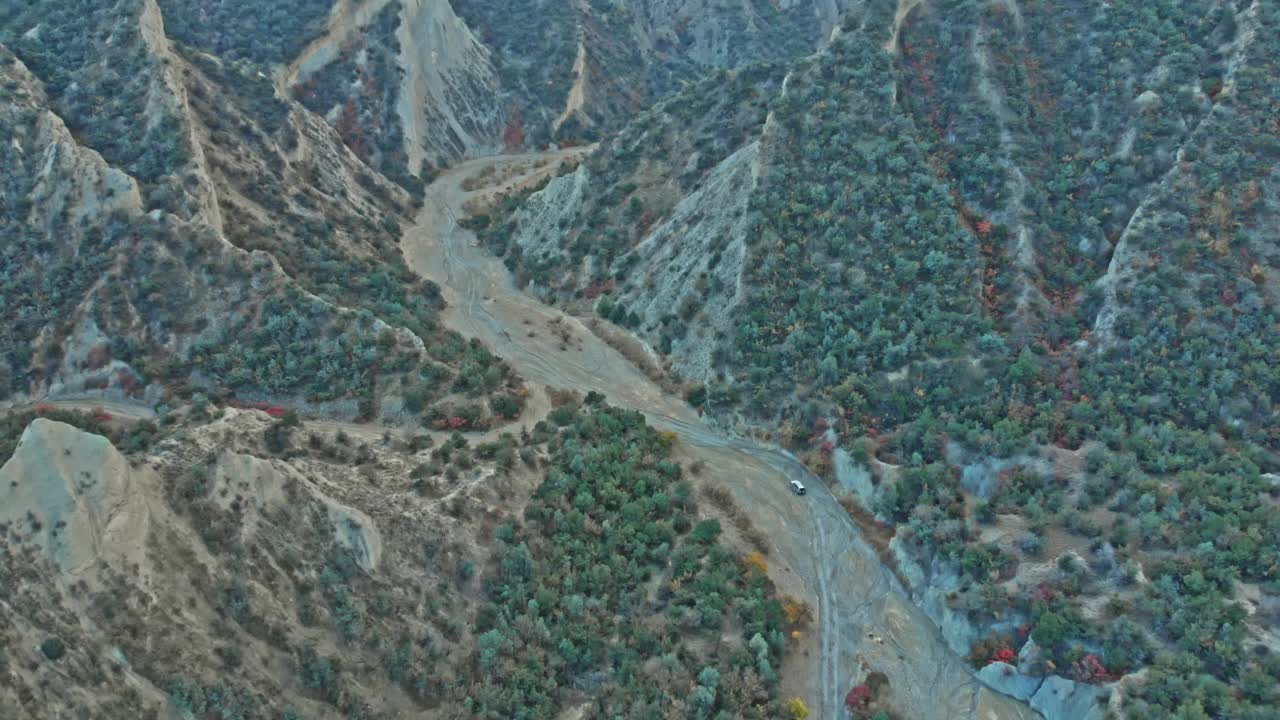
(400, 151), (1041, 720)
(8, 150), (1043, 720)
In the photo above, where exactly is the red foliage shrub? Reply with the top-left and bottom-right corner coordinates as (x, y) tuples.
(85, 344), (111, 370)
(433, 416), (471, 430)
(845, 684), (871, 710)
(503, 108), (525, 150)
(583, 278), (615, 299)
(1072, 654), (1111, 684)
(115, 370), (142, 396)
(335, 99), (365, 160)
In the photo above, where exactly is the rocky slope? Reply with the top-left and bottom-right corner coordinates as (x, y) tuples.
(283, 0), (851, 178)
(468, 60), (785, 385)
(0, 2), (526, 428)
(473, 0), (1280, 717)
(0, 400), (812, 719)
(3, 0), (1277, 718)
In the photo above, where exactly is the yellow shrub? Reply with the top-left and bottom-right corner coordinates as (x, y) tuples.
(743, 551), (768, 575)
(787, 697), (809, 720)
(782, 595), (812, 626)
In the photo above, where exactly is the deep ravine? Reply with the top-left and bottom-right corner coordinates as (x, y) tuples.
(401, 151), (1042, 720)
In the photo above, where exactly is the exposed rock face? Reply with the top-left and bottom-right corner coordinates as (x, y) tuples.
(0, 408), (523, 718)
(212, 448), (383, 570)
(0, 420), (150, 576)
(285, 0), (405, 86)
(396, 0), (502, 170)
(978, 662), (1043, 702)
(507, 165), (594, 260)
(1029, 676), (1108, 720)
(890, 536), (986, 656)
(889, 536), (1114, 720)
(331, 0), (852, 165)
(24, 109), (143, 226)
(833, 446), (876, 504)
(977, 664), (1108, 720)
(630, 0), (834, 69)
(607, 142), (759, 383)
(494, 134), (763, 385)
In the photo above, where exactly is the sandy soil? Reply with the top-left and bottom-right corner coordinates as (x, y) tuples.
(885, 0), (926, 54)
(553, 38), (589, 133)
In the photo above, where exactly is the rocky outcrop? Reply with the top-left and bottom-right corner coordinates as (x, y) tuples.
(213, 446), (383, 571)
(507, 164), (593, 261)
(0, 420), (150, 576)
(284, 0), (501, 172)
(4, 50), (143, 231)
(499, 141), (760, 384)
(396, 0), (501, 170)
(979, 662), (1044, 702)
(284, 0), (403, 87)
(890, 536), (1113, 720)
(610, 142), (760, 383)
(631, 0), (851, 70)
(26, 111), (143, 227)
(978, 664), (1108, 720)
(138, 0), (225, 230)
(890, 536), (989, 656)
(1029, 676), (1108, 720)
(833, 447), (877, 504)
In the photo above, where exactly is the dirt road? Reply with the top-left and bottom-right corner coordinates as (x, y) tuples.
(402, 152), (1040, 720)
(5, 386), (551, 449)
(9, 150), (1038, 719)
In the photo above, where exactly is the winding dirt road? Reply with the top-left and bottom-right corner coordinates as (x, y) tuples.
(403, 152), (1040, 720)
(9, 151), (1039, 719)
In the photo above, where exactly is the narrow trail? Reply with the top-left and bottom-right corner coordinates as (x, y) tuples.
(279, 0), (398, 91)
(402, 152), (1041, 720)
(5, 387), (550, 448)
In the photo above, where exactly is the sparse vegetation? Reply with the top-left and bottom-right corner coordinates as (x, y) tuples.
(3, 1), (1278, 718)
(293, 2), (422, 195)
(475, 1), (1280, 715)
